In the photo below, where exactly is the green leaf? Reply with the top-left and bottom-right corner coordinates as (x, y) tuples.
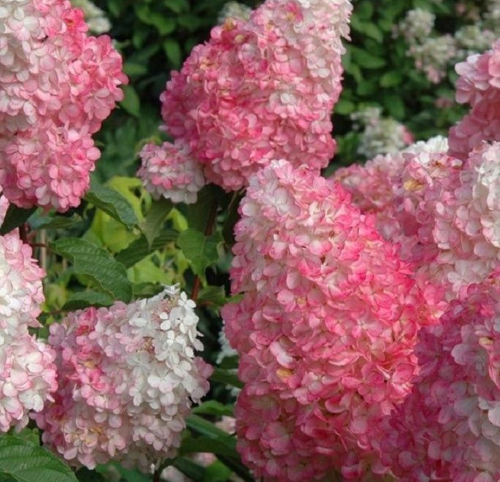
(140, 198), (174, 247)
(193, 401), (234, 417)
(28, 213), (82, 231)
(356, 80), (377, 97)
(112, 465), (150, 482)
(218, 355), (238, 370)
(172, 459), (207, 482)
(363, 23), (383, 43)
(120, 85), (141, 117)
(85, 179), (139, 230)
(203, 461), (232, 482)
(116, 228), (179, 268)
(181, 421), (253, 482)
(0, 205), (36, 235)
(107, 0), (123, 16)
(180, 436), (237, 459)
(177, 229), (222, 278)
(14, 430), (39, 447)
(63, 291), (114, 311)
(187, 415), (231, 439)
(380, 72), (403, 88)
(383, 92), (406, 119)
(163, 0), (189, 14)
(123, 62), (148, 77)
(51, 239), (132, 302)
(131, 283), (165, 299)
(335, 99), (356, 115)
(186, 185), (220, 232)
(210, 368), (243, 389)
(163, 39), (182, 68)
(356, 1), (374, 20)
(198, 286), (227, 308)
(75, 468), (105, 482)
(0, 434), (77, 482)
(351, 47), (386, 69)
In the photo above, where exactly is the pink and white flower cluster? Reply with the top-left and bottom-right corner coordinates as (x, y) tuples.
(449, 41), (500, 159)
(35, 286), (212, 472)
(336, 137), (500, 297)
(379, 270), (500, 481)
(0, 229), (57, 432)
(0, 0), (127, 211)
(222, 160), (438, 480)
(139, 0), (352, 203)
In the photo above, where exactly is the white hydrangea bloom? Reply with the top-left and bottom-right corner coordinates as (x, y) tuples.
(397, 8), (435, 43)
(351, 107), (413, 158)
(36, 286), (213, 472)
(218, 1), (252, 23)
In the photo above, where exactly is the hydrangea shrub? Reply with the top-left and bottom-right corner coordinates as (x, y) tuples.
(0, 0), (499, 481)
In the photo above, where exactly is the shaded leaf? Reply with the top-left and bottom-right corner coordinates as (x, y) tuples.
(116, 228), (179, 268)
(120, 85), (141, 117)
(0, 434), (77, 482)
(141, 198), (173, 247)
(177, 230), (222, 278)
(28, 213), (82, 231)
(197, 286), (227, 309)
(0, 206), (36, 236)
(63, 291), (114, 311)
(193, 401), (234, 417)
(210, 368), (243, 390)
(85, 179), (139, 230)
(51, 239), (132, 302)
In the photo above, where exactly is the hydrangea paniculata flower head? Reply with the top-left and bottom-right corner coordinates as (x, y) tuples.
(0, 0), (127, 211)
(449, 41), (500, 159)
(333, 136), (449, 244)
(137, 142), (206, 205)
(350, 107), (414, 159)
(0, 230), (57, 432)
(218, 1), (252, 23)
(336, 139), (500, 297)
(35, 286), (212, 471)
(0, 231), (45, 332)
(379, 269), (500, 481)
(139, 0), (352, 203)
(222, 160), (438, 480)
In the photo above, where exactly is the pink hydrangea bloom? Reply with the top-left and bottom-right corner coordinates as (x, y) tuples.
(0, 231), (45, 331)
(333, 136), (449, 242)
(0, 231), (57, 432)
(336, 139), (500, 298)
(449, 41), (500, 159)
(140, 0), (352, 202)
(0, 0), (127, 211)
(379, 269), (500, 481)
(0, 333), (57, 432)
(35, 286), (212, 471)
(222, 160), (438, 480)
(138, 142), (206, 204)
